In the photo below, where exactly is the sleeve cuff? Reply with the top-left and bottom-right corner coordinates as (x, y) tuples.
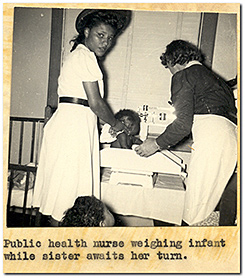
(156, 137), (169, 150)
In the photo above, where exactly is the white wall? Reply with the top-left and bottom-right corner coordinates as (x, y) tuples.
(115, 11), (201, 112)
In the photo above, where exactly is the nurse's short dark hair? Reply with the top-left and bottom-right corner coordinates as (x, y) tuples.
(160, 39), (203, 68)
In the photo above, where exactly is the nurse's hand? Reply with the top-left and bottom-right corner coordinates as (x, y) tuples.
(134, 138), (161, 157)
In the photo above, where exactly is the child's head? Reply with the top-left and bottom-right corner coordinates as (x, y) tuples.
(60, 196), (115, 227)
(115, 109), (141, 136)
(160, 40), (203, 68)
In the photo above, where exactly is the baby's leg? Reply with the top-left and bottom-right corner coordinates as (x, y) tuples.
(111, 140), (123, 148)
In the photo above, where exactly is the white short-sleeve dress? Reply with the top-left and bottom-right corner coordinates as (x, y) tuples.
(32, 44), (103, 222)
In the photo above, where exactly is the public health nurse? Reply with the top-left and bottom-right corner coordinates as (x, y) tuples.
(135, 39), (237, 226)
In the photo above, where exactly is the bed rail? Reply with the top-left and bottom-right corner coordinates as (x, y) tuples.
(7, 164), (38, 226)
(7, 116), (44, 227)
(8, 116), (45, 166)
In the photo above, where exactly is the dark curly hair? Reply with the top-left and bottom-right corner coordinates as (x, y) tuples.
(115, 109), (141, 135)
(160, 40), (204, 68)
(70, 9), (131, 52)
(60, 196), (105, 227)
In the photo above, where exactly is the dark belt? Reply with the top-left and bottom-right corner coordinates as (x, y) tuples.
(59, 97), (89, 107)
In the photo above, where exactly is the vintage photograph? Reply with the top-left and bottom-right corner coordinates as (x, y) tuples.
(3, 3), (240, 273)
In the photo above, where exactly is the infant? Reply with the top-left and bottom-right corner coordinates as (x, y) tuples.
(100, 109), (142, 149)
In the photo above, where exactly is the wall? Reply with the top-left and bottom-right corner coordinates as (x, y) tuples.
(115, 11), (201, 112)
(10, 7), (52, 118)
(9, 7), (52, 164)
(212, 13), (237, 81)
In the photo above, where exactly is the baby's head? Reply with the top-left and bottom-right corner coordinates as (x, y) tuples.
(115, 109), (141, 136)
(60, 196), (115, 227)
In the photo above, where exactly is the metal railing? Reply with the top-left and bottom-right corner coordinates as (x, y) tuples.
(7, 116), (44, 227)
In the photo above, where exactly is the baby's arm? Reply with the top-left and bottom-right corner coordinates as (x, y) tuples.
(132, 136), (143, 145)
(111, 133), (131, 149)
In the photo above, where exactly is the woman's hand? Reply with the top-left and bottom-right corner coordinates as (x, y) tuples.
(134, 138), (161, 157)
(111, 119), (126, 132)
(83, 81), (127, 131)
(109, 120), (129, 137)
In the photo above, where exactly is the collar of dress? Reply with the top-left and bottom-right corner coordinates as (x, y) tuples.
(77, 44), (92, 53)
(185, 61), (202, 69)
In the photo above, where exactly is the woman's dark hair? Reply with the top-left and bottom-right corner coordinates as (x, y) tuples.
(160, 40), (204, 68)
(70, 9), (131, 52)
(60, 196), (105, 227)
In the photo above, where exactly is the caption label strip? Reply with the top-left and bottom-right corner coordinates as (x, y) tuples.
(3, 238), (226, 261)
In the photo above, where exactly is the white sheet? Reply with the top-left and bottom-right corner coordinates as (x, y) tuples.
(10, 189), (34, 208)
(101, 168), (186, 225)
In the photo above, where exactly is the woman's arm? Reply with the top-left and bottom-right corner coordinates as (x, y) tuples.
(83, 81), (125, 132)
(155, 73), (194, 149)
(135, 71), (194, 157)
